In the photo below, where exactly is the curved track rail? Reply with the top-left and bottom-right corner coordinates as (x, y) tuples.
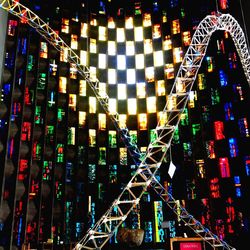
(1, 1), (250, 249)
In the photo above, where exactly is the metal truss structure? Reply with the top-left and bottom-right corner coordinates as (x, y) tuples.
(1, 1), (250, 249)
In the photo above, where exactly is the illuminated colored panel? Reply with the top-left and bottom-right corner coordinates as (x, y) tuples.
(206, 56), (214, 72)
(219, 157), (230, 178)
(21, 122), (31, 141)
(88, 165), (96, 183)
(109, 165), (117, 183)
(27, 55), (34, 71)
(40, 42), (48, 59)
(197, 73), (206, 90)
(206, 140), (216, 159)
(238, 118), (250, 137)
(43, 161), (53, 181)
(120, 148), (127, 165)
(244, 156), (250, 176)
(214, 121), (225, 140)
(59, 77), (67, 93)
(209, 178), (220, 198)
(211, 88), (220, 105)
(56, 144), (64, 163)
(108, 131), (117, 148)
(172, 19), (180, 34)
(89, 97), (97, 113)
(89, 129), (96, 147)
(99, 147), (106, 165)
(144, 221), (153, 242)
(98, 113), (106, 130)
(228, 138), (238, 157)
(68, 127), (75, 145)
(154, 201), (165, 243)
(219, 70), (228, 86)
(234, 176), (242, 197)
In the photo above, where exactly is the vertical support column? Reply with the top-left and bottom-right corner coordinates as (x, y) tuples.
(0, 8), (8, 87)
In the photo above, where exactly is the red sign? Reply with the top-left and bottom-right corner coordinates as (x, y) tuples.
(180, 242), (202, 250)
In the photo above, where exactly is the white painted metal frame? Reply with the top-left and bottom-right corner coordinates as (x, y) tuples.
(1, 1), (250, 249)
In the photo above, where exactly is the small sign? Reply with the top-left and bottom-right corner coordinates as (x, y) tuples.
(180, 242), (202, 250)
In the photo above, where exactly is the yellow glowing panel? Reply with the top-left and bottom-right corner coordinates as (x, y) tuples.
(125, 16), (134, 29)
(172, 19), (180, 34)
(98, 54), (106, 69)
(60, 48), (68, 62)
(153, 24), (161, 39)
(109, 99), (117, 114)
(145, 67), (154, 82)
(198, 73), (206, 90)
(90, 17), (97, 26)
(40, 42), (48, 58)
(90, 38), (97, 53)
(147, 97), (156, 113)
(80, 50), (87, 65)
(79, 80), (86, 96)
(143, 13), (152, 27)
(71, 34), (78, 49)
(69, 95), (76, 111)
(70, 63), (77, 79)
(89, 96), (97, 113)
(98, 114), (106, 130)
(120, 147), (127, 165)
(189, 91), (197, 108)
(99, 26), (107, 41)
(119, 114), (127, 128)
(163, 35), (172, 50)
(79, 111), (86, 127)
(128, 98), (137, 115)
(154, 201), (160, 243)
(89, 129), (96, 147)
(117, 28), (125, 42)
(167, 95), (177, 110)
(154, 51), (164, 67)
(157, 80), (166, 96)
(117, 55), (126, 70)
(173, 47), (183, 64)
(165, 63), (174, 79)
(144, 39), (153, 54)
(81, 23), (88, 37)
(176, 78), (186, 93)
(61, 18), (69, 33)
(135, 54), (144, 69)
(137, 82), (146, 98)
(108, 41), (116, 55)
(134, 27), (143, 42)
(99, 82), (106, 97)
(138, 113), (147, 130)
(108, 69), (117, 84)
(158, 111), (167, 127)
(59, 77), (67, 93)
(182, 31), (191, 46)
(162, 11), (167, 23)
(118, 84), (127, 100)
(89, 66), (97, 82)
(108, 16), (116, 28)
(127, 69), (136, 84)
(126, 41), (135, 55)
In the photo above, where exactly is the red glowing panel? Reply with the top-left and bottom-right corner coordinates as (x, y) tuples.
(180, 242), (202, 250)
(214, 121), (225, 140)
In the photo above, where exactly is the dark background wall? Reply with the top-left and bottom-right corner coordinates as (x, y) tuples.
(0, 9), (8, 87)
(239, 0), (250, 47)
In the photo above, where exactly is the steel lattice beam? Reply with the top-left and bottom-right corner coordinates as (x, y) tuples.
(1, 1), (250, 249)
